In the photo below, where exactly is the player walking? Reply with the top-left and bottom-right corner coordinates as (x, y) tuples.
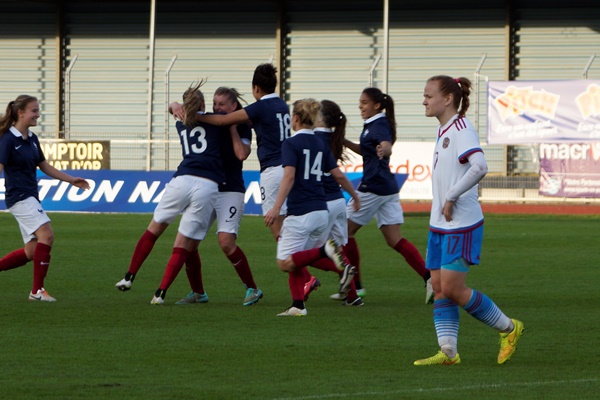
(414, 75), (524, 365)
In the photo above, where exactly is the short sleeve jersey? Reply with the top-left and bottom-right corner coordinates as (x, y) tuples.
(174, 117), (225, 185)
(358, 113), (399, 196)
(314, 128), (343, 201)
(281, 129), (338, 216)
(244, 93), (291, 172)
(0, 127), (45, 208)
(219, 122), (252, 193)
(430, 115), (484, 233)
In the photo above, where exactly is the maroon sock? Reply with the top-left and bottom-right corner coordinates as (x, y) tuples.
(159, 247), (189, 291)
(128, 230), (159, 275)
(343, 237), (361, 286)
(290, 247), (323, 269)
(227, 246), (257, 289)
(394, 238), (428, 278)
(310, 257), (341, 273)
(302, 268), (312, 283)
(289, 269), (305, 302)
(0, 248), (30, 272)
(184, 250), (204, 293)
(32, 243), (51, 293)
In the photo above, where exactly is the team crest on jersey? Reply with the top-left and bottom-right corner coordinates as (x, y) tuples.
(362, 129), (369, 138)
(442, 137), (450, 149)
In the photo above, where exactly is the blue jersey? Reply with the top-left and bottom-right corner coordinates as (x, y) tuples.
(314, 128), (344, 202)
(244, 93), (291, 171)
(219, 122), (252, 193)
(281, 129), (337, 216)
(174, 118), (225, 185)
(0, 127), (45, 208)
(358, 113), (399, 196)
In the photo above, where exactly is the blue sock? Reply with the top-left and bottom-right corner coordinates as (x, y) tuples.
(463, 290), (511, 331)
(433, 298), (459, 357)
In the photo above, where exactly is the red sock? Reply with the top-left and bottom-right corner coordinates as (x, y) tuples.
(394, 238), (428, 278)
(32, 243), (51, 293)
(343, 237), (361, 285)
(310, 257), (341, 273)
(0, 248), (30, 271)
(129, 230), (159, 275)
(302, 268), (312, 283)
(184, 250), (204, 293)
(227, 246), (257, 289)
(288, 269), (305, 302)
(290, 247), (323, 269)
(159, 247), (189, 290)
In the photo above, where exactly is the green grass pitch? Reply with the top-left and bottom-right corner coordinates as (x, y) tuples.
(0, 211), (598, 399)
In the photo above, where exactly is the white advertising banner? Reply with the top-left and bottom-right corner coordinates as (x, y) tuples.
(487, 80), (600, 144)
(339, 142), (435, 200)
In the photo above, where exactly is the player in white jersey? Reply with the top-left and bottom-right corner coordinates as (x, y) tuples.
(414, 75), (524, 366)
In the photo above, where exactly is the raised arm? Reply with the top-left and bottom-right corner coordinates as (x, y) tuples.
(197, 108), (250, 126)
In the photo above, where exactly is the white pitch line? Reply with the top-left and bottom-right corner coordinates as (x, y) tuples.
(271, 378), (599, 400)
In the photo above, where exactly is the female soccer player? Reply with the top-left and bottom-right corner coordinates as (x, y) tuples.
(174, 63), (290, 242)
(149, 81), (227, 304)
(313, 99), (363, 306)
(343, 87), (432, 303)
(175, 86), (263, 306)
(264, 98), (360, 317)
(414, 75), (524, 365)
(0, 95), (90, 301)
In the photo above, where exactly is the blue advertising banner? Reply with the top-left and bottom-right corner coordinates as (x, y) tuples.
(0, 170), (408, 214)
(487, 80), (600, 144)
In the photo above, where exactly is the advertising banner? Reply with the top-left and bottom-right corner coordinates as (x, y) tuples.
(40, 140), (110, 170)
(487, 80), (600, 144)
(0, 170), (406, 214)
(339, 142), (435, 200)
(539, 143), (600, 198)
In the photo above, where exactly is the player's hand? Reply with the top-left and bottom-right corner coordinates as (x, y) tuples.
(264, 208), (279, 227)
(352, 197), (361, 211)
(376, 144), (384, 160)
(171, 102), (184, 120)
(72, 177), (90, 190)
(442, 200), (454, 222)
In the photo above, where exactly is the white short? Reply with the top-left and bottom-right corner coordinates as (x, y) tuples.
(346, 191), (404, 228)
(9, 196), (51, 244)
(260, 165), (287, 216)
(326, 197), (348, 247)
(208, 191), (244, 235)
(153, 175), (218, 241)
(277, 210), (328, 261)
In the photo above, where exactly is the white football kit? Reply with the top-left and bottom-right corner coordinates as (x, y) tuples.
(430, 115), (484, 233)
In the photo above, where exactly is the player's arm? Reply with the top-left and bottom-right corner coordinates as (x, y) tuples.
(230, 125), (251, 161)
(376, 140), (392, 159)
(343, 139), (361, 155)
(264, 166), (295, 227)
(330, 167), (361, 211)
(38, 160), (90, 190)
(442, 151), (487, 221)
(197, 109), (250, 126)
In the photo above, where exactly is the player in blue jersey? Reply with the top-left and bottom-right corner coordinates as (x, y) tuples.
(313, 100), (363, 306)
(343, 87), (433, 304)
(174, 86), (263, 306)
(174, 64), (291, 242)
(264, 98), (361, 317)
(114, 81), (224, 303)
(414, 75), (524, 365)
(0, 95), (90, 302)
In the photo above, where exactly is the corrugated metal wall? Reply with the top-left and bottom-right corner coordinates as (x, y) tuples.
(0, 1), (58, 136)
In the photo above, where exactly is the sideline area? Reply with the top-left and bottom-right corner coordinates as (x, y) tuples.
(403, 201), (600, 215)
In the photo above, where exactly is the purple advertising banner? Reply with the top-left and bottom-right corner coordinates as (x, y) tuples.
(539, 143), (600, 198)
(487, 80), (600, 144)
